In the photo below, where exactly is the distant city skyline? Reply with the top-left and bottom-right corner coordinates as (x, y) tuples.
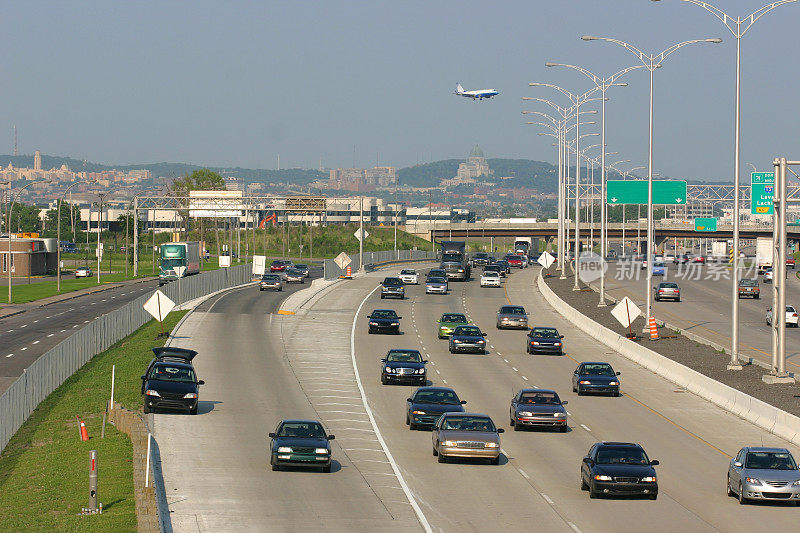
(0, 1), (796, 181)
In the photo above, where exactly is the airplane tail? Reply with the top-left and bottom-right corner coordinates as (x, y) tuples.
(455, 83), (464, 94)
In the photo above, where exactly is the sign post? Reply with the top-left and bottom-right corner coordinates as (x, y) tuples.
(751, 172), (775, 215)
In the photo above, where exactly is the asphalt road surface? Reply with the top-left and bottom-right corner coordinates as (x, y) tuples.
(159, 264), (800, 532)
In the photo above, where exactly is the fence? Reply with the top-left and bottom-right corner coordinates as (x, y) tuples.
(322, 249), (438, 279)
(0, 263), (253, 453)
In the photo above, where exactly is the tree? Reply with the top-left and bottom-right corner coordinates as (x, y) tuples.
(44, 202), (81, 238)
(171, 168), (226, 195)
(4, 203), (42, 233)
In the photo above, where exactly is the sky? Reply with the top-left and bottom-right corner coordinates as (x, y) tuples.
(0, 0), (797, 181)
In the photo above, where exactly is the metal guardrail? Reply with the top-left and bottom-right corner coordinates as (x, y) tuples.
(322, 250), (438, 279)
(0, 263), (253, 453)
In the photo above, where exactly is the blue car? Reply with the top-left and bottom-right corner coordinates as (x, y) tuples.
(572, 362), (621, 397)
(406, 386), (466, 430)
(448, 325), (487, 354)
(381, 349), (427, 385)
(652, 262), (666, 276)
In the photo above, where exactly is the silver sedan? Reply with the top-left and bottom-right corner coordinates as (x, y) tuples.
(728, 447), (800, 504)
(496, 305), (528, 330)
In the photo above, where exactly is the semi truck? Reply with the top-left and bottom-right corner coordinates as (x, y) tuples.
(756, 237), (773, 274)
(439, 241), (470, 281)
(159, 241), (201, 285)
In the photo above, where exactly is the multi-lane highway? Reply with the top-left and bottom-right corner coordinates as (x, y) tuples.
(0, 278), (160, 393)
(158, 264), (800, 532)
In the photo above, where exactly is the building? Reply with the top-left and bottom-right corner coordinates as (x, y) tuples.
(456, 145), (491, 180)
(328, 166), (398, 190)
(667, 202), (713, 221)
(0, 236), (58, 277)
(34, 150), (41, 170)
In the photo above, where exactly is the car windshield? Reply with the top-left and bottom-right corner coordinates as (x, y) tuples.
(386, 350), (422, 362)
(383, 278), (402, 286)
(371, 310), (398, 319)
(654, 262), (665, 267)
(429, 270), (445, 277)
(740, 279), (758, 286)
(441, 314), (467, 323)
(483, 272), (500, 278)
(519, 392), (560, 405)
(745, 451), (798, 470)
(659, 283), (678, 289)
(530, 328), (559, 338)
(454, 326), (481, 336)
(262, 275), (280, 281)
(500, 306), (525, 315)
(295, 264), (308, 269)
(442, 416), (496, 432)
(401, 269), (416, 275)
(149, 364), (196, 383)
(582, 364), (615, 376)
(277, 422), (326, 439)
(428, 277), (447, 284)
(413, 389), (461, 405)
(287, 269), (303, 275)
(474, 253), (488, 258)
(596, 448), (650, 465)
(271, 261), (284, 266)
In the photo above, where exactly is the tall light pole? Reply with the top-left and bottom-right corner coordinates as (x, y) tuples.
(7, 180), (51, 302)
(583, 34), (722, 329)
(57, 179), (95, 292)
(652, 0), (796, 364)
(546, 62), (641, 305)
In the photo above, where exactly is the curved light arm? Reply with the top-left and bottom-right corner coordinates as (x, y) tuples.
(527, 121), (558, 133)
(522, 110), (558, 126)
(608, 159), (632, 168)
(564, 120), (596, 134)
(582, 35), (722, 69)
(529, 82), (600, 104)
(546, 62), (645, 90)
(522, 97), (572, 117)
(659, 0), (797, 38)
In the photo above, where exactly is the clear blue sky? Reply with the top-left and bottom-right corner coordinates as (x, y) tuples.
(0, 0), (796, 181)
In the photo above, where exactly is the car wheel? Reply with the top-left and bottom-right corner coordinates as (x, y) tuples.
(738, 482), (747, 504)
(489, 456), (500, 466)
(727, 475), (734, 497)
(410, 423), (417, 431)
(572, 384), (577, 393)
(581, 475), (589, 491)
(322, 464), (331, 473)
(677, 298), (681, 302)
(259, 288), (264, 291)
(406, 413), (410, 425)
(449, 346), (455, 354)
(559, 425), (568, 433)
(272, 463), (280, 472)
(438, 452), (447, 463)
(589, 483), (600, 499)
(380, 294), (385, 299)
(381, 375), (388, 385)
(432, 444), (438, 456)
(577, 388), (584, 396)
(755, 295), (760, 299)
(143, 403), (150, 414)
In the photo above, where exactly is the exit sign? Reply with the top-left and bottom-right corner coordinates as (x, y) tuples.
(607, 180), (687, 205)
(751, 172), (774, 215)
(694, 218), (717, 232)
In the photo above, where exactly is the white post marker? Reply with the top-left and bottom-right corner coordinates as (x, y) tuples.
(537, 251), (556, 274)
(219, 255), (231, 268)
(611, 296), (641, 339)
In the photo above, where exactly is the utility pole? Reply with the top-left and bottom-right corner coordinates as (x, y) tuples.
(358, 196), (364, 272)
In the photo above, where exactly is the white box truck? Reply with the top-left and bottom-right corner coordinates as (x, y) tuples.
(711, 241), (728, 262)
(756, 237), (773, 274)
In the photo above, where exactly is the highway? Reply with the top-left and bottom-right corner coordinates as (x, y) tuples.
(593, 260), (800, 371)
(160, 264), (800, 532)
(0, 278), (160, 393)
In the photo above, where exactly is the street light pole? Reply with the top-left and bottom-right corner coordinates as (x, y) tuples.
(57, 179), (94, 292)
(653, 0), (796, 365)
(583, 34), (722, 330)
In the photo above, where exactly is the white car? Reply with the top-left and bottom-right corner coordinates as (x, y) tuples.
(399, 269), (418, 285)
(764, 269), (774, 283)
(480, 271), (502, 287)
(75, 266), (92, 278)
(766, 305), (799, 327)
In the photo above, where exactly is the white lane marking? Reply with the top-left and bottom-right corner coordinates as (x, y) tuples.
(542, 494), (554, 505)
(512, 367), (518, 372)
(312, 396), (362, 400)
(91, 302), (97, 305)
(33, 320), (38, 323)
(521, 375), (528, 381)
(333, 428), (376, 433)
(343, 448), (385, 453)
(20, 324), (27, 328)
(83, 320), (89, 323)
(351, 284), (433, 533)
(20, 347), (27, 351)
(61, 329), (67, 332)
(32, 340), (39, 345)
(569, 523), (582, 533)
(489, 345), (495, 349)
(359, 459), (391, 464)
(47, 333), (54, 337)
(46, 316), (52, 319)
(518, 468), (530, 479)
(317, 410), (369, 415)
(317, 402), (363, 407)
(325, 419), (371, 423)
(580, 424), (591, 432)
(5, 354), (12, 358)
(73, 325), (79, 328)
(503, 359), (509, 363)
(442, 379), (448, 384)
(496, 352), (502, 356)
(7, 330), (12, 332)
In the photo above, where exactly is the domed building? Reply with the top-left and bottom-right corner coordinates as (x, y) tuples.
(456, 145), (491, 181)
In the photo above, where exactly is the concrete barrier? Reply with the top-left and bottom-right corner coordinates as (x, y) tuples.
(537, 271), (800, 446)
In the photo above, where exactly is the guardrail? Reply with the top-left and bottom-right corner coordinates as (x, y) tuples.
(0, 263), (253, 453)
(322, 250), (438, 279)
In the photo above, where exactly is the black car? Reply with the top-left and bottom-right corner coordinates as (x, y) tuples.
(269, 419), (335, 472)
(510, 388), (568, 432)
(483, 264), (505, 278)
(141, 347), (204, 414)
(406, 386), (466, 430)
(581, 442), (659, 499)
(527, 327), (564, 355)
(259, 274), (283, 291)
(572, 362), (621, 396)
(380, 277), (405, 299)
(381, 349), (427, 385)
(471, 252), (492, 267)
(449, 325), (487, 354)
(367, 309), (402, 334)
(495, 260), (511, 274)
(294, 263), (311, 278)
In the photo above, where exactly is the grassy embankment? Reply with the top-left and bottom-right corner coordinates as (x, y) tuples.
(0, 311), (186, 532)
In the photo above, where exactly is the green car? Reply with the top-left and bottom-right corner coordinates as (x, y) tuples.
(438, 313), (470, 339)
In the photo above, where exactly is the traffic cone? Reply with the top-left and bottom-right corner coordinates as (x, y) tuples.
(648, 316), (659, 341)
(345, 266), (352, 278)
(77, 416), (90, 441)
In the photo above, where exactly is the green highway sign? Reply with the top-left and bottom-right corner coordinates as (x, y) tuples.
(606, 180), (688, 205)
(751, 172), (774, 215)
(694, 217), (717, 232)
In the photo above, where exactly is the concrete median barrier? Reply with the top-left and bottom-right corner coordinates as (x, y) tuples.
(537, 270), (800, 447)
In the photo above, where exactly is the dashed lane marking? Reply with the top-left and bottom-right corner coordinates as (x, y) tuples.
(521, 375), (528, 381)
(47, 334), (54, 337)
(512, 367), (518, 372)
(580, 424), (591, 432)
(5, 354), (12, 358)
(32, 340), (39, 344)
(518, 468), (530, 479)
(20, 347), (27, 351)
(542, 494), (554, 505)
(569, 523), (582, 533)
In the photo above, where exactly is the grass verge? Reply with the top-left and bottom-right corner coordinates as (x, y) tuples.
(0, 311), (187, 532)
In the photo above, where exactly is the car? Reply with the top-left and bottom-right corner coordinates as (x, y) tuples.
(293, 264), (311, 278)
(766, 305), (799, 327)
(496, 305), (528, 330)
(764, 268), (774, 283)
(581, 442), (659, 499)
(505, 255), (523, 268)
(738, 278), (760, 299)
(431, 413), (503, 464)
(495, 260), (511, 274)
(526, 326), (564, 355)
(788, 257), (796, 270)
(652, 262), (666, 276)
(141, 347), (204, 414)
(449, 325), (487, 354)
(483, 264), (505, 278)
(509, 388), (568, 432)
(480, 271), (502, 287)
(367, 309), (401, 334)
(675, 253), (691, 264)
(427, 268), (447, 279)
(380, 277), (405, 299)
(572, 362), (621, 396)
(437, 312), (469, 339)
(692, 255), (706, 264)
(664, 253), (676, 263)
(654, 254), (664, 263)
(285, 268), (306, 284)
(381, 349), (427, 385)
(399, 269), (419, 285)
(654, 282), (680, 302)
(75, 266), (92, 278)
(268, 419), (335, 472)
(727, 447), (800, 504)
(406, 386), (466, 430)
(425, 276), (448, 295)
(270, 260), (289, 273)
(259, 274), (283, 291)
(471, 252), (492, 267)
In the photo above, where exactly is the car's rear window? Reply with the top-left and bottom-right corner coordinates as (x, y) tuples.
(500, 306), (525, 315)
(150, 364), (195, 383)
(660, 283), (678, 288)
(530, 328), (558, 338)
(739, 279), (758, 286)
(371, 310), (397, 319)
(262, 275), (280, 281)
(401, 269), (416, 275)
(454, 326), (481, 336)
(441, 313), (467, 323)
(383, 278), (402, 286)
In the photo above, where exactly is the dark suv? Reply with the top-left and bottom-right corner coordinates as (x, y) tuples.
(380, 277), (405, 299)
(471, 252), (492, 267)
(141, 347), (204, 414)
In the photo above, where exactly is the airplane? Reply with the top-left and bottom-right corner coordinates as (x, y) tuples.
(454, 83), (500, 100)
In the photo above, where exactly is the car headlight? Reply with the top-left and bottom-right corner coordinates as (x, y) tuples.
(579, 380), (592, 385)
(792, 480), (800, 486)
(370, 321), (378, 326)
(183, 393), (198, 399)
(453, 339), (462, 343)
(391, 322), (400, 326)
(416, 368), (425, 374)
(477, 339), (485, 344)
(519, 411), (532, 417)
(277, 447), (293, 453)
(532, 341), (540, 345)
(385, 367), (394, 373)
(315, 448), (329, 454)
(145, 389), (160, 397)
(554, 342), (562, 346)
(412, 410), (426, 415)
(442, 440), (457, 447)
(594, 475), (612, 481)
(609, 381), (619, 386)
(554, 412), (566, 418)
(745, 477), (761, 484)
(485, 442), (499, 448)
(641, 476), (657, 482)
